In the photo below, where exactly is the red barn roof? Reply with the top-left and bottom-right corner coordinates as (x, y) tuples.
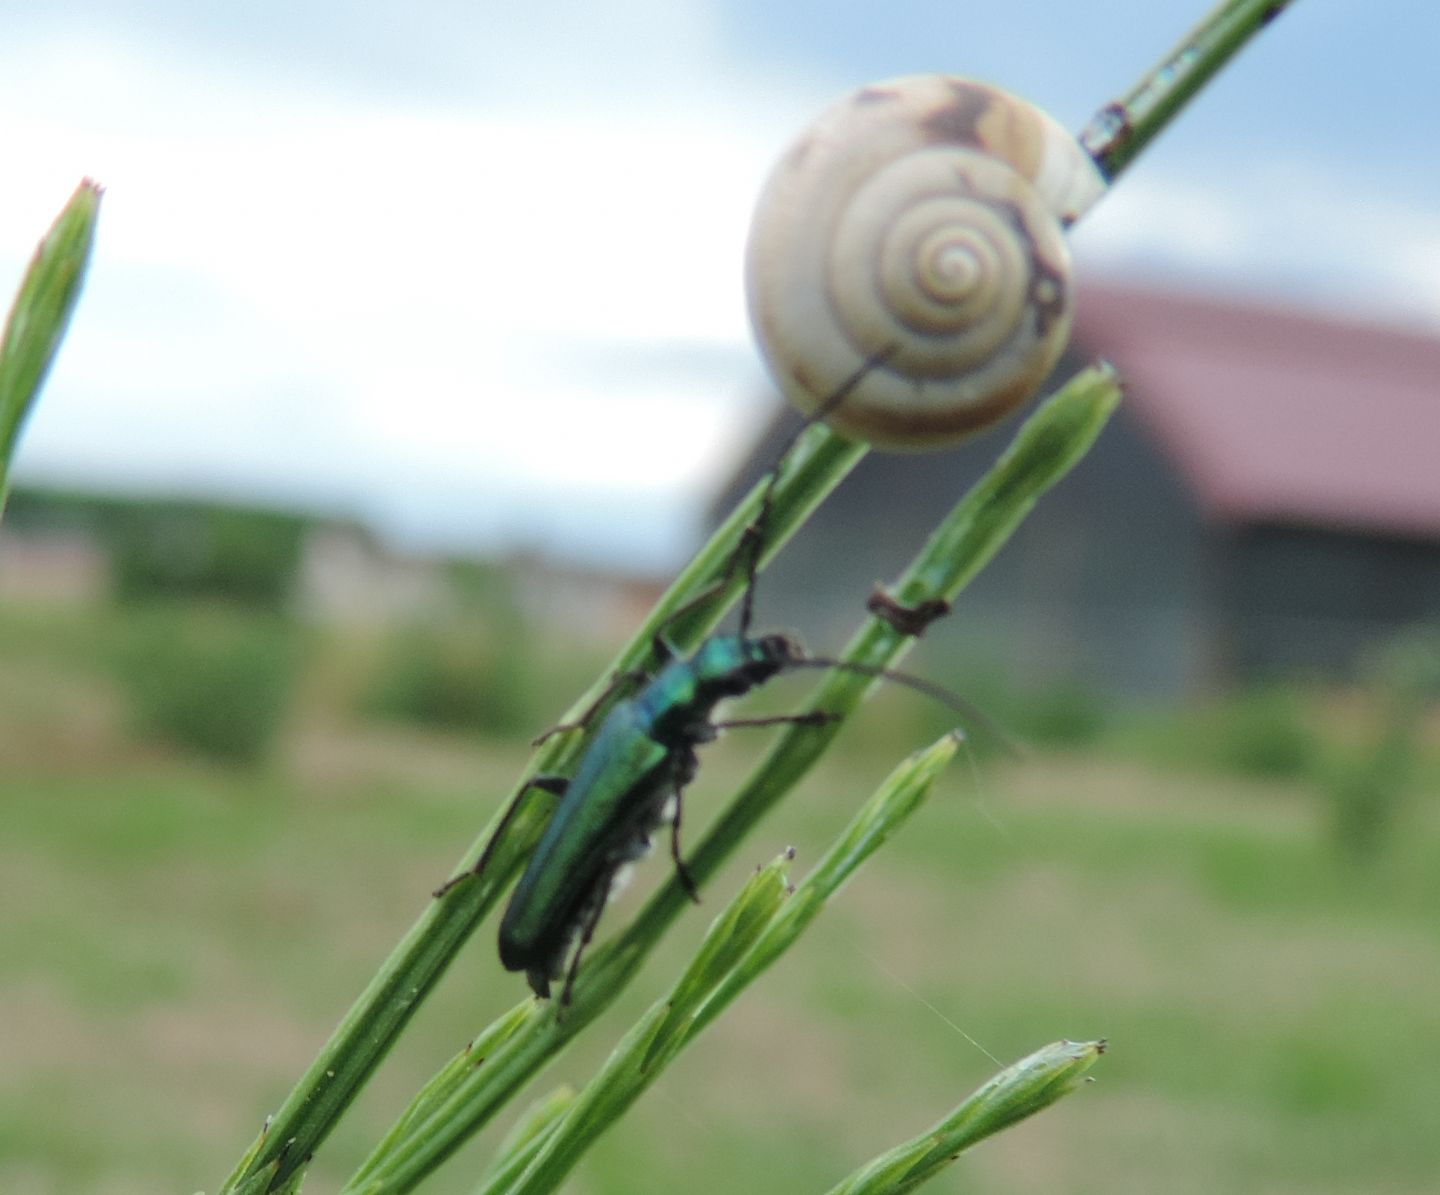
(1073, 285), (1440, 539)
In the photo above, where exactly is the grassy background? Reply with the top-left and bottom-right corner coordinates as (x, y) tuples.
(1, 601), (1438, 1195)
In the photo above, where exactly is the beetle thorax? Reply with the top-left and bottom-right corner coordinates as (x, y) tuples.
(643, 633), (805, 743)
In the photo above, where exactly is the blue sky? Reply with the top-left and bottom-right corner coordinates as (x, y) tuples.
(3, 0), (1437, 570)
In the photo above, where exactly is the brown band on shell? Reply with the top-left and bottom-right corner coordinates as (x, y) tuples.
(854, 85), (905, 107)
(918, 81), (994, 152)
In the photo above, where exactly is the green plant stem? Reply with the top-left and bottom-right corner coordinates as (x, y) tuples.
(1079, 0), (1300, 180)
(476, 736), (960, 1195)
(472, 1087), (575, 1195)
(471, 852), (795, 1195)
(229, 367), (1118, 1195)
(821, 1040), (1105, 1195)
(618, 366), (1120, 959)
(0, 179), (102, 515)
(347, 736), (958, 1195)
(682, 734), (961, 1044)
(330, 368), (1120, 1195)
(217, 2), (1280, 1179)
(227, 223), (1118, 1195)
(341, 855), (791, 1195)
(224, 424), (865, 1193)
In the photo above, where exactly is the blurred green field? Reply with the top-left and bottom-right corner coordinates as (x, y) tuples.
(2, 601), (1438, 1195)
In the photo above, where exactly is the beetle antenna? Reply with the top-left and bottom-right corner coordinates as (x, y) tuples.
(788, 655), (1023, 756)
(648, 345), (897, 654)
(737, 344), (897, 639)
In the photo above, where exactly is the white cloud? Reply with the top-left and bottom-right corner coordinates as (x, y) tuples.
(1074, 163), (1440, 330)
(4, 6), (1437, 570)
(1, 27), (789, 565)
(1074, 175), (1256, 272)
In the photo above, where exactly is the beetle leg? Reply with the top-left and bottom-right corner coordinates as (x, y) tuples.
(656, 348), (898, 645)
(431, 774), (569, 897)
(652, 496), (773, 649)
(712, 711), (840, 731)
(669, 785), (701, 904)
(557, 866), (615, 1014)
(735, 347), (897, 637)
(531, 669), (649, 745)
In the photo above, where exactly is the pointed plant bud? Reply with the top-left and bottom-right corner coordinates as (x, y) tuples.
(0, 178), (102, 513)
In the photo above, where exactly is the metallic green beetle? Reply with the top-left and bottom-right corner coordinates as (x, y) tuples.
(497, 631), (814, 1001)
(438, 350), (972, 1007)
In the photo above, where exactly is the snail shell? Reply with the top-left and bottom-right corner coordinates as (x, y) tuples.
(745, 75), (1106, 449)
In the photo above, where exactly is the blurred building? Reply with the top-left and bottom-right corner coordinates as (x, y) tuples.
(711, 284), (1440, 698)
(0, 529), (107, 605)
(296, 520), (453, 625)
(505, 552), (667, 645)
(0, 493), (662, 646)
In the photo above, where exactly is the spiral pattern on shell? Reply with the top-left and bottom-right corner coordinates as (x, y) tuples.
(745, 75), (1106, 449)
